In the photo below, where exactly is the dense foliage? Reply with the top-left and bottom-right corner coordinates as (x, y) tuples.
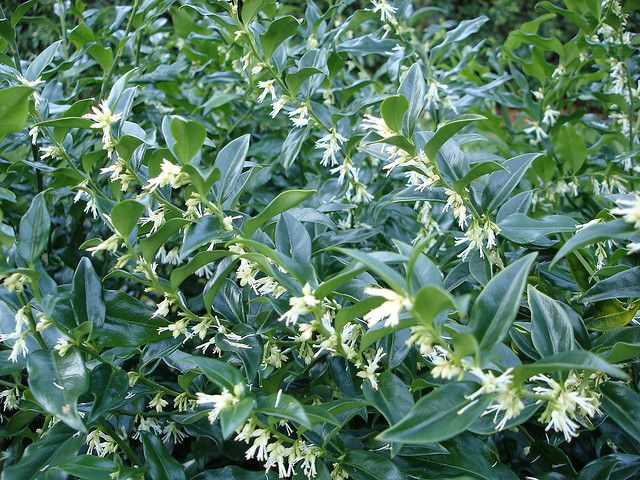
(1, 1), (640, 479)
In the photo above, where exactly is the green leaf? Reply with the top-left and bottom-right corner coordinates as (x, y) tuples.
(16, 192), (50, 264)
(452, 161), (506, 192)
(192, 466), (275, 480)
(483, 153), (542, 213)
(377, 382), (489, 444)
(0, 423), (84, 480)
(551, 219), (635, 267)
(88, 364), (129, 422)
(363, 371), (414, 425)
(583, 267), (640, 302)
(555, 123), (587, 173)
(71, 257), (106, 328)
(261, 16), (299, 59)
(141, 432), (186, 480)
(424, 114), (486, 162)
(185, 355), (244, 391)
(95, 290), (170, 348)
(411, 434), (519, 480)
(528, 286), (576, 356)
(286, 67), (326, 96)
(280, 124), (310, 169)
(240, 0), (271, 23)
(140, 218), (191, 261)
(512, 351), (628, 382)
(256, 393), (312, 429)
(0, 86), (32, 139)
(335, 248), (406, 293)
(214, 134), (250, 202)
(57, 455), (120, 480)
(27, 348), (89, 431)
(244, 189), (316, 236)
(168, 115), (207, 164)
(110, 199), (144, 238)
(498, 213), (577, 244)
(219, 398), (254, 439)
(170, 250), (230, 287)
(275, 212), (311, 263)
(380, 94), (408, 133)
(342, 450), (405, 480)
(600, 382), (640, 444)
(398, 63), (425, 135)
(25, 40), (61, 81)
(469, 253), (536, 351)
(412, 284), (455, 327)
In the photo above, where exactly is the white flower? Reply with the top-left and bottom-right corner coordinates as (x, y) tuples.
(265, 440), (290, 477)
(271, 96), (288, 118)
(133, 415), (162, 439)
(54, 338), (72, 356)
(142, 207), (166, 234)
(288, 105), (310, 127)
(426, 80), (441, 109)
(315, 129), (347, 167)
(158, 319), (189, 338)
(542, 106), (560, 126)
(531, 374), (600, 442)
(222, 215), (242, 232)
(162, 421), (187, 443)
(443, 188), (467, 229)
(263, 342), (288, 368)
(611, 195), (640, 229)
(86, 429), (119, 457)
(40, 145), (64, 160)
(16, 74), (44, 88)
(196, 386), (243, 423)
(29, 125), (39, 144)
(351, 181), (373, 204)
(455, 220), (501, 261)
(2, 272), (29, 294)
(429, 346), (461, 379)
(258, 79), (276, 103)
(145, 159), (189, 192)
(245, 428), (271, 461)
(279, 283), (320, 326)
(83, 100), (123, 150)
(330, 157), (356, 182)
(361, 114), (394, 137)
(0, 386), (19, 411)
(86, 234), (121, 255)
(370, 0), (397, 24)
(406, 325), (435, 356)
(482, 385), (525, 430)
(363, 287), (412, 327)
(552, 64), (566, 78)
(148, 392), (168, 412)
(356, 348), (386, 389)
(524, 121), (548, 144)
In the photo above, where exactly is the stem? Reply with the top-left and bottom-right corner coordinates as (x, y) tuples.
(98, 0), (140, 101)
(57, 0), (68, 56)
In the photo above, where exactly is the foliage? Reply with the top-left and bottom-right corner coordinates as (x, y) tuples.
(1, 0), (640, 479)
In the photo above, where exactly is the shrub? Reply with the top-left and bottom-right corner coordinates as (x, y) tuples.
(1, 1), (639, 479)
